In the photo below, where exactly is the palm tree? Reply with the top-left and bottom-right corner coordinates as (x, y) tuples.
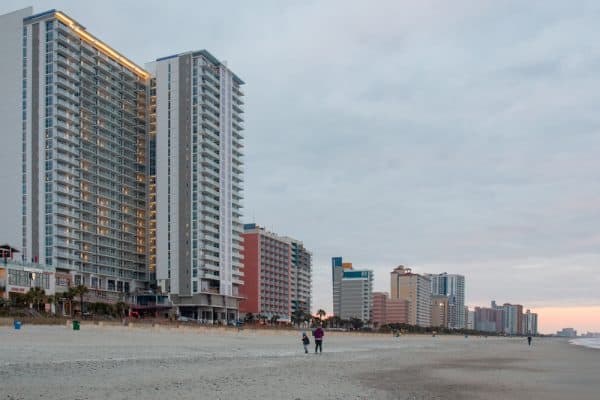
(46, 294), (58, 315)
(302, 313), (311, 327)
(291, 309), (305, 327)
(350, 317), (364, 330)
(114, 301), (129, 318)
(63, 287), (77, 317)
(26, 287), (46, 311)
(73, 285), (88, 316)
(317, 309), (326, 322)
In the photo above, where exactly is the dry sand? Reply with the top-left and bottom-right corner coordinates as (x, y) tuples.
(0, 324), (598, 399)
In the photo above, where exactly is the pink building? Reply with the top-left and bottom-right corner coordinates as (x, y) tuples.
(372, 292), (408, 327)
(372, 292), (388, 326)
(474, 306), (504, 333)
(239, 225), (292, 321)
(387, 298), (408, 324)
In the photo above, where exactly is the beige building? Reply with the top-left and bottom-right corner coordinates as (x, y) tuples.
(430, 295), (449, 328)
(390, 265), (431, 327)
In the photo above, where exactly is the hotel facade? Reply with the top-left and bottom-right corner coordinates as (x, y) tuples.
(332, 257), (373, 322)
(148, 50), (245, 321)
(1, 7), (245, 320)
(428, 273), (466, 329)
(390, 265), (431, 327)
(19, 9), (149, 295)
(239, 224), (312, 321)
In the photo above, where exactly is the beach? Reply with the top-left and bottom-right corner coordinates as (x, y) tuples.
(0, 324), (598, 400)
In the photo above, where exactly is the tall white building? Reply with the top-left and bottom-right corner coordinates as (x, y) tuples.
(1, 8), (246, 317)
(148, 50), (245, 321)
(429, 273), (466, 329)
(17, 9), (150, 297)
(289, 239), (312, 314)
(0, 7), (33, 248)
(522, 309), (538, 335)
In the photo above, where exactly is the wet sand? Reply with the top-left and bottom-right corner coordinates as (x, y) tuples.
(0, 325), (597, 399)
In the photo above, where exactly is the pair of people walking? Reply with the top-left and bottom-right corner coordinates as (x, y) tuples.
(301, 325), (324, 354)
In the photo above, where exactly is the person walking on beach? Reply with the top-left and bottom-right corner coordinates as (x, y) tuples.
(527, 335), (532, 346)
(301, 332), (310, 354)
(313, 325), (324, 353)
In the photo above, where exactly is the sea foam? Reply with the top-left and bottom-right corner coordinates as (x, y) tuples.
(570, 338), (600, 350)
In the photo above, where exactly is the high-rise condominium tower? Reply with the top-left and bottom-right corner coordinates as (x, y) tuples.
(148, 50), (244, 320)
(429, 273), (466, 329)
(331, 257), (373, 322)
(20, 9), (150, 295)
(1, 7), (246, 317)
(391, 265), (431, 327)
(289, 238), (312, 314)
(0, 8), (33, 247)
(522, 309), (538, 335)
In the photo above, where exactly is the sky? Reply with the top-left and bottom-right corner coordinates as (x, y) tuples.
(1, 0), (599, 334)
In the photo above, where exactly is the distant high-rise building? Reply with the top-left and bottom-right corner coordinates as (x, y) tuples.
(372, 292), (388, 327)
(430, 295), (449, 328)
(428, 273), (465, 329)
(372, 291), (408, 327)
(522, 309), (538, 335)
(148, 50), (245, 321)
(474, 306), (503, 333)
(466, 309), (475, 330)
(391, 266), (431, 327)
(492, 301), (523, 335)
(556, 328), (577, 337)
(331, 257), (373, 322)
(387, 298), (409, 324)
(289, 238), (312, 314)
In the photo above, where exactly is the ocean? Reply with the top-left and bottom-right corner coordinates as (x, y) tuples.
(570, 338), (600, 349)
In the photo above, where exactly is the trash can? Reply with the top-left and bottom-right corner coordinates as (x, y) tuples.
(13, 320), (21, 330)
(72, 320), (80, 331)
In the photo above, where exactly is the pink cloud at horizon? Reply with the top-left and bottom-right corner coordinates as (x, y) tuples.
(536, 306), (600, 334)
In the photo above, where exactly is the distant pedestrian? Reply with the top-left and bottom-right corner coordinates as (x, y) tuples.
(527, 335), (532, 346)
(313, 325), (324, 353)
(301, 332), (310, 354)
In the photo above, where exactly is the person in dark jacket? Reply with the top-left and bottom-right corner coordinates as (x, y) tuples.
(301, 332), (310, 354)
(312, 325), (324, 353)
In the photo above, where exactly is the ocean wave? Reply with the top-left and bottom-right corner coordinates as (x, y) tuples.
(570, 338), (600, 350)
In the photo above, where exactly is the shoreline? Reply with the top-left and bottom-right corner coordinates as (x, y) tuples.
(569, 338), (600, 350)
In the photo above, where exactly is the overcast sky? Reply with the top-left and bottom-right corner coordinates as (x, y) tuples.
(2, 1), (599, 332)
